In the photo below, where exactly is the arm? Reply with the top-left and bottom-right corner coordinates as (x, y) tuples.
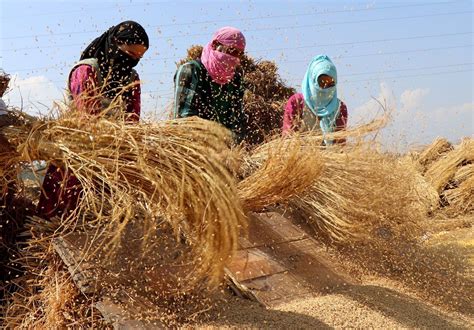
(282, 94), (304, 135)
(68, 65), (102, 114)
(173, 62), (199, 119)
(126, 73), (141, 122)
(334, 101), (348, 144)
(232, 74), (248, 144)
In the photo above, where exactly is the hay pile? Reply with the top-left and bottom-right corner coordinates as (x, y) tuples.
(177, 45), (295, 145)
(416, 137), (453, 171)
(416, 138), (474, 215)
(424, 138), (473, 193)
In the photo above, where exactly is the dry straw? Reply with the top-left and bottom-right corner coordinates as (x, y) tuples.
(237, 135), (323, 212)
(417, 137), (453, 171)
(444, 175), (474, 215)
(454, 163), (474, 184)
(3, 114), (247, 286)
(3, 216), (108, 328)
(289, 146), (425, 242)
(425, 138), (474, 193)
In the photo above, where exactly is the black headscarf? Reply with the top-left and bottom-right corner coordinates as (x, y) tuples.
(80, 21), (149, 101)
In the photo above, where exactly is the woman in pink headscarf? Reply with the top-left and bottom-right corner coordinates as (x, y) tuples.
(174, 27), (248, 143)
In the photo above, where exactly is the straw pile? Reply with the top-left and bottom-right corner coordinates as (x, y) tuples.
(177, 46), (295, 144)
(2, 114), (247, 286)
(416, 137), (453, 171)
(443, 176), (474, 215)
(425, 138), (474, 193)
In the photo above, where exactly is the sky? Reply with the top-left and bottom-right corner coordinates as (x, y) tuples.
(0, 0), (472, 150)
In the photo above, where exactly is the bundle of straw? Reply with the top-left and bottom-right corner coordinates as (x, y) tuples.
(444, 176), (474, 215)
(425, 138), (474, 193)
(417, 137), (453, 171)
(286, 145), (426, 242)
(3, 115), (246, 286)
(237, 135), (323, 211)
(454, 164), (474, 184)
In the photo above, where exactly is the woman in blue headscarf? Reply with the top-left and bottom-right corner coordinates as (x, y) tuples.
(282, 55), (348, 145)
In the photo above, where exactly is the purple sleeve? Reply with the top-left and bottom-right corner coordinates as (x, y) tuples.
(126, 73), (141, 122)
(69, 65), (101, 114)
(282, 93), (305, 135)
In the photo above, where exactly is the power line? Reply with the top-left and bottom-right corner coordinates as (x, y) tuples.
(288, 44), (473, 63)
(8, 33), (471, 74)
(159, 10), (473, 41)
(11, 61), (473, 89)
(3, 10), (472, 52)
(343, 68), (474, 84)
(0, 1), (457, 40)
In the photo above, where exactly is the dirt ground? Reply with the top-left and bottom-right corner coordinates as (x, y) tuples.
(185, 219), (474, 329)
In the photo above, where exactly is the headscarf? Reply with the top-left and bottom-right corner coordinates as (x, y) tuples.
(201, 27), (246, 85)
(301, 55), (339, 137)
(80, 21), (149, 100)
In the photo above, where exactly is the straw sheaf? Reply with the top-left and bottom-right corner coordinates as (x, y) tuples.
(444, 175), (474, 216)
(425, 138), (474, 193)
(237, 135), (323, 212)
(288, 146), (425, 242)
(417, 137), (453, 171)
(5, 115), (247, 286)
(454, 163), (474, 184)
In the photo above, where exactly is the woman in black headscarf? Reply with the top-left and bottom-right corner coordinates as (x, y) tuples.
(68, 20), (149, 121)
(37, 21), (149, 220)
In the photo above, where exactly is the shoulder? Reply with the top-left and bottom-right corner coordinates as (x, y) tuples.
(287, 93), (305, 107)
(176, 60), (202, 80)
(70, 64), (96, 80)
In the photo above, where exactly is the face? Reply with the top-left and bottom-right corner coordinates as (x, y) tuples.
(212, 41), (244, 58)
(118, 44), (148, 60)
(317, 74), (336, 89)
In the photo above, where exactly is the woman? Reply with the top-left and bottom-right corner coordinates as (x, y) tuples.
(282, 55), (348, 145)
(174, 27), (248, 143)
(0, 69), (10, 116)
(37, 21), (149, 219)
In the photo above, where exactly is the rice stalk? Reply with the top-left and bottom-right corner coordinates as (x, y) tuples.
(454, 164), (474, 184)
(444, 175), (474, 216)
(417, 137), (453, 171)
(3, 115), (247, 286)
(289, 145), (425, 242)
(425, 138), (474, 193)
(237, 135), (323, 212)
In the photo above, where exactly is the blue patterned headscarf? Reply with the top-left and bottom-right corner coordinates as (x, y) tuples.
(301, 55), (339, 138)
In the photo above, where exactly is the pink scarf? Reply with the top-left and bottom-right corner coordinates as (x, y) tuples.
(201, 27), (246, 85)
